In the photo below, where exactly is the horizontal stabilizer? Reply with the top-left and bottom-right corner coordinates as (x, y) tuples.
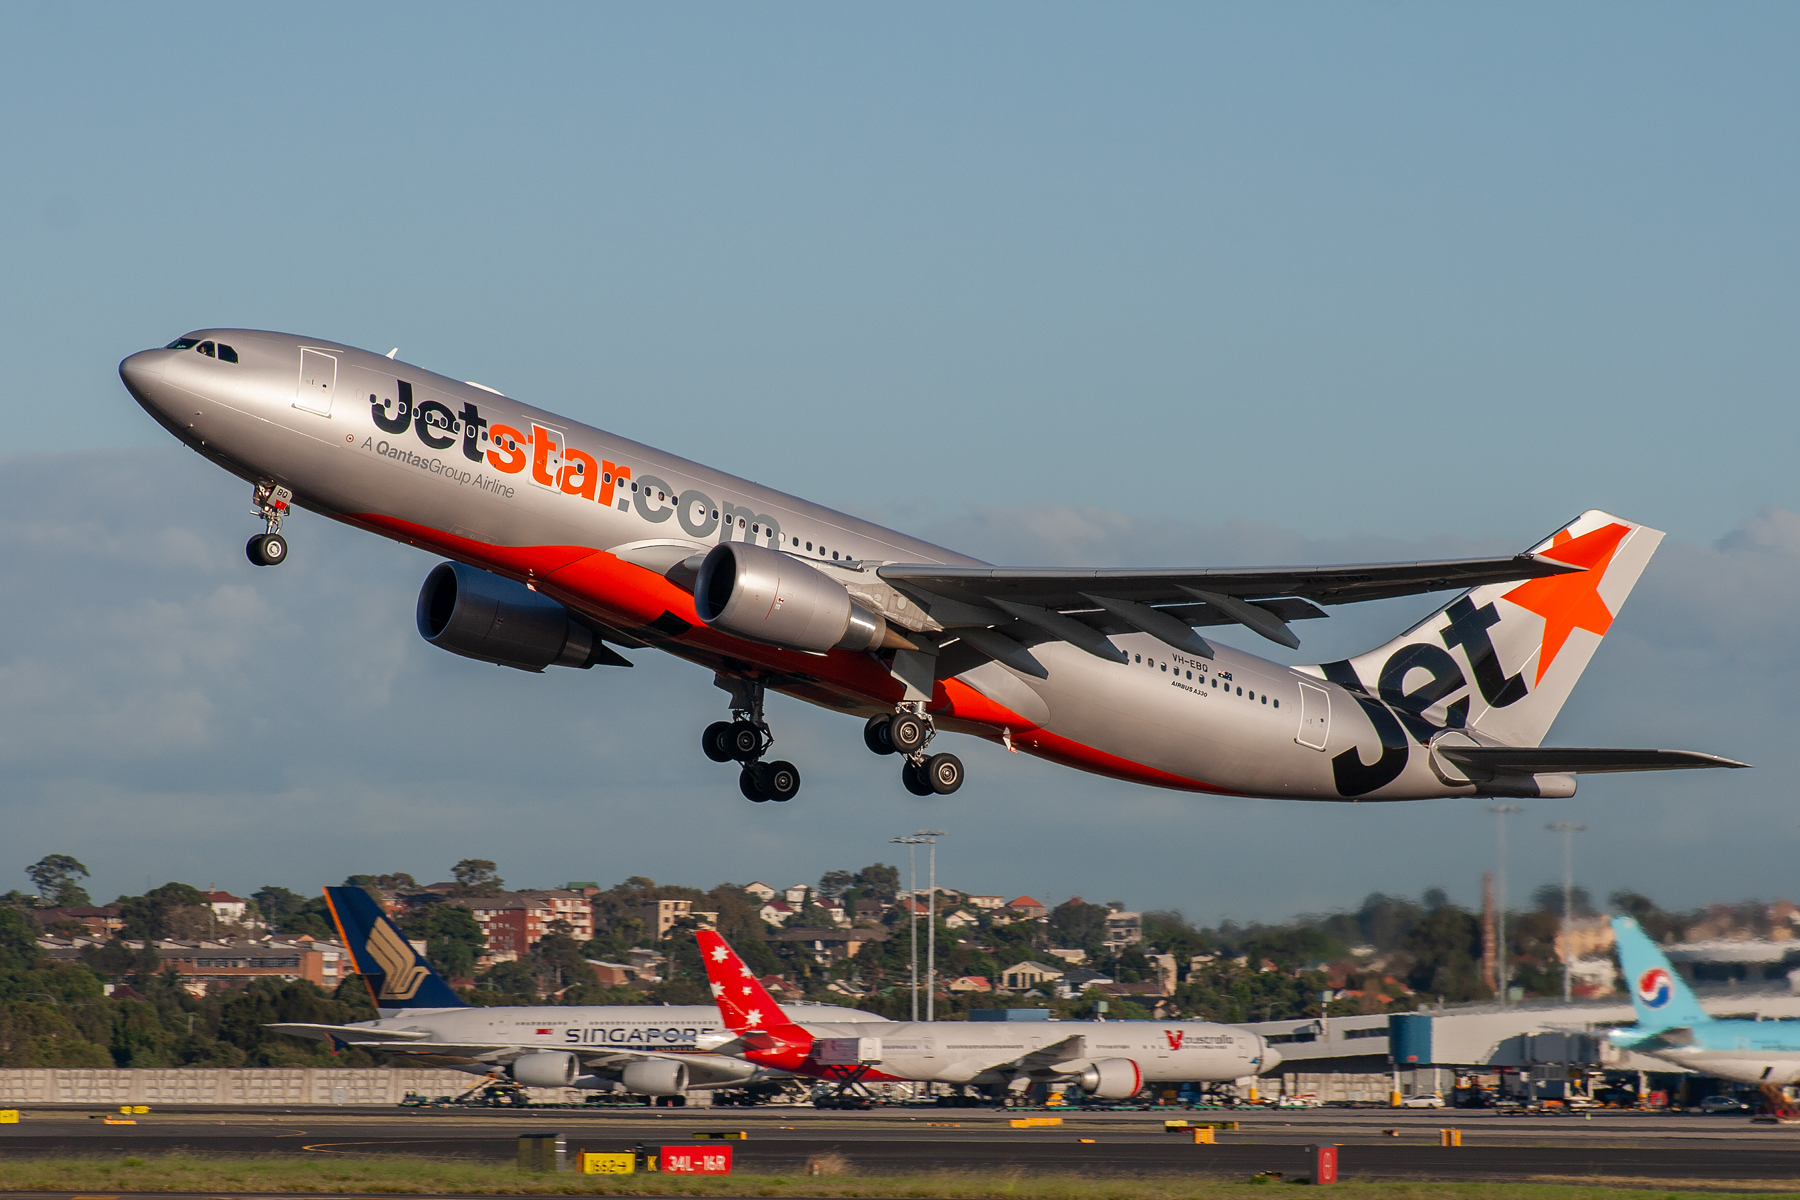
(1438, 746), (1750, 778)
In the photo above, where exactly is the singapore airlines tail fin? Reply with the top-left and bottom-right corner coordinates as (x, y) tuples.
(323, 886), (467, 1015)
(1611, 915), (1710, 1034)
(1321, 510), (1662, 749)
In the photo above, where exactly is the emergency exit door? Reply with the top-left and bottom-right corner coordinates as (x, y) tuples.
(1295, 682), (1330, 750)
(295, 348), (337, 416)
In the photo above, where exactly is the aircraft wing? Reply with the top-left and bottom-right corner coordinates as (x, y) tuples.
(875, 554), (1578, 667)
(264, 1023), (434, 1043)
(953, 1034), (1090, 1080)
(1437, 747), (1750, 777)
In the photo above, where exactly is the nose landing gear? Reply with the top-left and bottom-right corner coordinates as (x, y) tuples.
(246, 483), (292, 566)
(869, 706), (964, 795)
(706, 675), (800, 803)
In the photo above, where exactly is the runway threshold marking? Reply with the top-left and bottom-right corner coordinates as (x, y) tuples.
(301, 1141), (460, 1154)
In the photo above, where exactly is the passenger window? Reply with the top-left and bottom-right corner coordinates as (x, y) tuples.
(1161, 663), (1167, 672)
(197, 341), (216, 357)
(1237, 687), (1243, 696)
(832, 551), (840, 560)
(1273, 699), (1279, 708)
(1248, 691), (1254, 700)
(806, 542), (813, 551)
(1262, 695), (1269, 705)
(1186, 671), (1192, 679)
(1134, 654), (1141, 663)
(217, 343), (238, 363)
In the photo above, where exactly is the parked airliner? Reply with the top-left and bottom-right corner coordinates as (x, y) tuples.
(120, 331), (1745, 802)
(694, 929), (1273, 1101)
(267, 887), (886, 1098)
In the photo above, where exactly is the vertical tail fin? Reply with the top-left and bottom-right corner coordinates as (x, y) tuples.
(323, 886), (466, 1014)
(696, 929), (793, 1033)
(1610, 915), (1709, 1033)
(1321, 510), (1663, 749)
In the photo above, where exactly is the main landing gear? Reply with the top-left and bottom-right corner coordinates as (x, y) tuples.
(703, 677), (800, 803)
(246, 482), (292, 566)
(864, 706), (964, 796)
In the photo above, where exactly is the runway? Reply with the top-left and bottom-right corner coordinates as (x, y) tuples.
(6, 1105), (1800, 1184)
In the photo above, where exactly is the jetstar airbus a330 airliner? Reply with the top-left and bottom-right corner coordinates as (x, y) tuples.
(120, 330), (1745, 803)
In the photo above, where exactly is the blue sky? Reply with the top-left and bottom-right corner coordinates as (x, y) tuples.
(1, 4), (1795, 921)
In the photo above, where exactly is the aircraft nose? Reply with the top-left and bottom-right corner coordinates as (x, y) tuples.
(118, 349), (165, 399)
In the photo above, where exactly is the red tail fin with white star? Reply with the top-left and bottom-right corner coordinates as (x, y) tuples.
(696, 929), (792, 1033)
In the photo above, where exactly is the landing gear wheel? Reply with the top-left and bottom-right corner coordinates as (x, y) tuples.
(863, 714), (896, 755)
(901, 759), (935, 797)
(739, 767), (770, 802)
(925, 752), (964, 795)
(729, 720), (764, 762)
(889, 712), (929, 753)
(246, 533), (288, 566)
(702, 721), (736, 763)
(761, 760), (801, 802)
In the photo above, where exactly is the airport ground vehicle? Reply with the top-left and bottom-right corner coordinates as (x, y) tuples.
(121, 331), (1744, 803)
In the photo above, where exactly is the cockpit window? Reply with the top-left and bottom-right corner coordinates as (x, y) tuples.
(165, 337), (200, 350)
(197, 341), (216, 357)
(217, 343), (238, 363)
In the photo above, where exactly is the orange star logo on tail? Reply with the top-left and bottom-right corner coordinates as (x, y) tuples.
(1501, 522), (1632, 685)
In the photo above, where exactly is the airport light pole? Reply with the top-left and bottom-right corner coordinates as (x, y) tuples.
(915, 830), (947, 1021)
(891, 836), (926, 1021)
(1547, 822), (1587, 1003)
(1487, 805), (1524, 1005)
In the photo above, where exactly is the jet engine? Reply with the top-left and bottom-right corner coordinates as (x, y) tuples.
(1075, 1058), (1143, 1100)
(508, 1051), (579, 1087)
(416, 561), (622, 672)
(620, 1058), (690, 1097)
(694, 542), (902, 653)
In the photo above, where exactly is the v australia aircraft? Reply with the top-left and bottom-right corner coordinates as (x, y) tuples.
(267, 888), (888, 1098)
(120, 330), (1747, 802)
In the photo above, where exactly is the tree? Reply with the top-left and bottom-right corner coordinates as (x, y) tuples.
(818, 870), (856, 900)
(398, 903), (485, 980)
(26, 855), (91, 908)
(251, 887), (332, 938)
(1049, 897), (1111, 952)
(451, 860), (503, 897)
(1533, 883), (1594, 918)
(854, 864), (901, 905)
(114, 883), (208, 940)
(345, 873), (419, 891)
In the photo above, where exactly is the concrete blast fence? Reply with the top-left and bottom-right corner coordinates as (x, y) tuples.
(0, 1068), (587, 1106)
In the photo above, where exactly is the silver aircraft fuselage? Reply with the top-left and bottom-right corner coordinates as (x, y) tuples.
(115, 329), (1626, 801)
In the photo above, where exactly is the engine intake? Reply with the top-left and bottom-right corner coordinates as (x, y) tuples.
(508, 1050), (578, 1087)
(694, 542), (899, 654)
(417, 561), (620, 672)
(1076, 1057), (1142, 1100)
(620, 1058), (690, 1097)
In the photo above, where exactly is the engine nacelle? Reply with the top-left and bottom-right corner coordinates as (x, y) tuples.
(416, 561), (610, 672)
(1076, 1057), (1143, 1100)
(620, 1058), (690, 1097)
(508, 1050), (578, 1087)
(694, 542), (892, 653)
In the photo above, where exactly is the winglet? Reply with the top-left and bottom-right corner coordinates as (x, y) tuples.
(323, 886), (466, 1014)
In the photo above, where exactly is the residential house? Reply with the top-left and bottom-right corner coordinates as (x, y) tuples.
(944, 909), (979, 930)
(967, 895), (1006, 911)
(852, 898), (887, 923)
(202, 890), (249, 924)
(447, 893), (568, 963)
(1102, 910), (1143, 950)
(37, 935), (347, 994)
(760, 900), (797, 926)
(519, 890), (596, 941)
(34, 907), (123, 937)
(741, 882), (776, 902)
(769, 925), (890, 964)
(948, 976), (992, 993)
(1148, 953), (1177, 995)
(1046, 948), (1087, 965)
(639, 898), (718, 940)
(1000, 960), (1065, 991)
(1005, 896), (1047, 920)
(783, 885), (812, 905)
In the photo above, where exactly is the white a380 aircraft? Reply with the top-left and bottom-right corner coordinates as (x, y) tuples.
(121, 330), (1744, 803)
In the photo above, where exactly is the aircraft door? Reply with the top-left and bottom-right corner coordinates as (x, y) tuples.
(295, 348), (338, 416)
(1295, 683), (1330, 750)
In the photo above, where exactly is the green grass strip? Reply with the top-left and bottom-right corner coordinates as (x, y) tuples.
(0, 1154), (1792, 1199)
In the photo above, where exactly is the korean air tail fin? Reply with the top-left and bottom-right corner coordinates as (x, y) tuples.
(1611, 915), (1709, 1033)
(323, 886), (466, 1014)
(1323, 511), (1662, 751)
